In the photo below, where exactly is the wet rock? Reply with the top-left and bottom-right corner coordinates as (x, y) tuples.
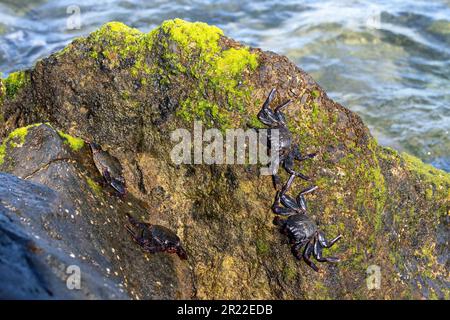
(0, 173), (127, 299)
(0, 19), (449, 299)
(0, 125), (193, 299)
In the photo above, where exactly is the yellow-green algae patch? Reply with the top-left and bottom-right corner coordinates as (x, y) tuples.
(85, 21), (153, 73)
(159, 19), (259, 128)
(80, 19), (259, 129)
(3, 70), (29, 98)
(43, 122), (85, 152)
(86, 176), (102, 196)
(161, 19), (223, 56)
(57, 130), (85, 152)
(0, 123), (40, 165)
(401, 152), (450, 201)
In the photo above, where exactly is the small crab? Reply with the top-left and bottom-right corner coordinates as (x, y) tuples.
(272, 174), (342, 271)
(257, 88), (316, 189)
(125, 214), (188, 260)
(88, 142), (126, 196)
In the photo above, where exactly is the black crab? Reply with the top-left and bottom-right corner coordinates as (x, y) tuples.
(257, 88), (317, 189)
(125, 214), (188, 260)
(272, 174), (342, 272)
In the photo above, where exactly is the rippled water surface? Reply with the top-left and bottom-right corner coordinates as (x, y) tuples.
(0, 0), (449, 171)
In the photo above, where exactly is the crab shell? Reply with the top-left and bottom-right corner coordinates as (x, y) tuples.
(89, 143), (126, 195)
(142, 225), (188, 259)
(282, 214), (318, 243)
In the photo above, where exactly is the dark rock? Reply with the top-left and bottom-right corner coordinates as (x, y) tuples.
(0, 173), (126, 299)
(0, 125), (193, 299)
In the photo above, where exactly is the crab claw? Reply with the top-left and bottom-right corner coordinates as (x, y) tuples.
(111, 179), (126, 197)
(177, 247), (188, 260)
(265, 88), (277, 106)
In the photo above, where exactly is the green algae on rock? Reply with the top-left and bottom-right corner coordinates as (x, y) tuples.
(56, 130), (85, 152)
(85, 175), (103, 196)
(78, 19), (258, 128)
(3, 70), (30, 98)
(0, 123), (40, 165)
(0, 19), (449, 300)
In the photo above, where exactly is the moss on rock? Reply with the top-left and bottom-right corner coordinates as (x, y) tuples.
(0, 123), (40, 165)
(85, 176), (102, 196)
(3, 70), (29, 98)
(158, 19), (259, 128)
(57, 130), (85, 152)
(401, 152), (450, 201)
(78, 19), (258, 129)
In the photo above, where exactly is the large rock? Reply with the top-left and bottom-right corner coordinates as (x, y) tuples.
(0, 124), (192, 299)
(0, 19), (449, 299)
(0, 172), (127, 299)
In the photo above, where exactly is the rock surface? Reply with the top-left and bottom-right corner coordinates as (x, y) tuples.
(0, 172), (127, 299)
(0, 19), (449, 299)
(0, 124), (192, 299)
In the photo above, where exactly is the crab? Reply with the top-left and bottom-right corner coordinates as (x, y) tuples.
(257, 88), (316, 189)
(88, 142), (126, 196)
(125, 214), (188, 260)
(272, 174), (342, 272)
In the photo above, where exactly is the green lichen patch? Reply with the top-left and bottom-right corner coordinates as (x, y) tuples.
(0, 123), (40, 165)
(56, 130), (85, 152)
(157, 19), (259, 128)
(3, 70), (30, 98)
(69, 19), (258, 129)
(255, 238), (270, 256)
(85, 176), (102, 196)
(81, 21), (156, 77)
(401, 152), (450, 201)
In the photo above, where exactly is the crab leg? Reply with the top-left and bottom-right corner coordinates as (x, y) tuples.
(272, 191), (295, 215)
(296, 185), (318, 211)
(317, 231), (342, 248)
(281, 173), (296, 193)
(176, 247), (188, 260)
(302, 241), (319, 272)
(257, 89), (279, 126)
(274, 100), (292, 114)
(124, 224), (145, 247)
(313, 237), (340, 263)
(283, 153), (311, 181)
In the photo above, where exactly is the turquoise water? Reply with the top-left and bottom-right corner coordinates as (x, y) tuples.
(0, 0), (449, 171)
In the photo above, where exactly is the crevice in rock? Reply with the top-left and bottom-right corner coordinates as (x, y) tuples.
(23, 157), (76, 180)
(135, 160), (147, 195)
